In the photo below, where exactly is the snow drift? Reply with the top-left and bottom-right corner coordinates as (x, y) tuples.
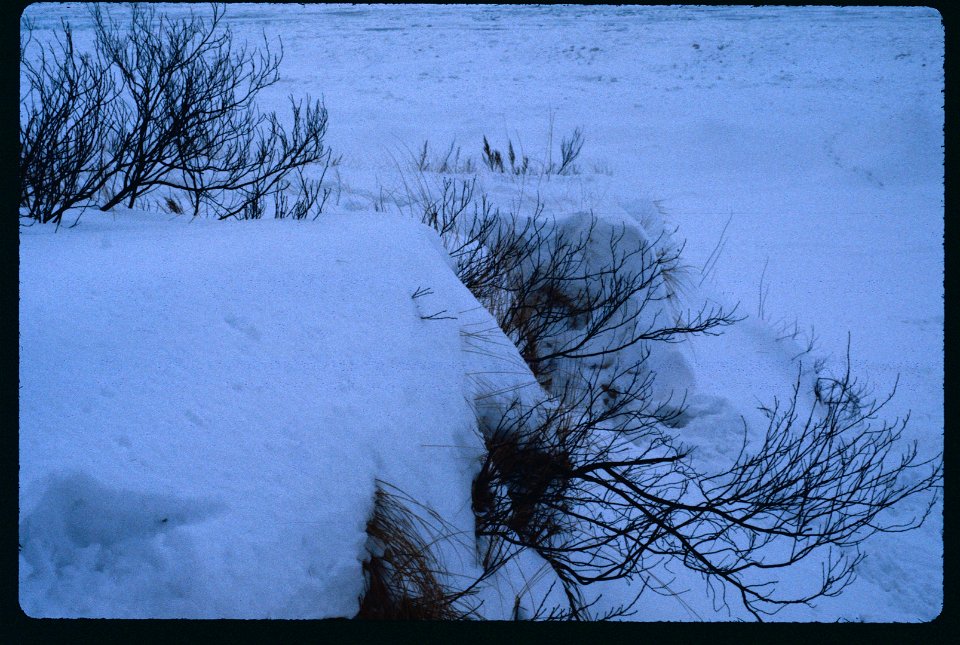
(18, 210), (543, 618)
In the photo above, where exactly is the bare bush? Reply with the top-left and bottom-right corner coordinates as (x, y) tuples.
(272, 167), (332, 221)
(19, 3), (334, 224)
(421, 190), (739, 390)
(418, 182), (941, 621)
(92, 4), (332, 218)
(408, 166), (938, 621)
(470, 346), (942, 620)
(19, 19), (119, 226)
(494, 216), (737, 390)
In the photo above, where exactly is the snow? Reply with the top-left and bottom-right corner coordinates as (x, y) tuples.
(19, 211), (524, 617)
(19, 4), (943, 621)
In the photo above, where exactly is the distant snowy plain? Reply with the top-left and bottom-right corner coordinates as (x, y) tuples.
(19, 4), (943, 621)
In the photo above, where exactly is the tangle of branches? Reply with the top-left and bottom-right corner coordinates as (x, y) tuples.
(19, 3), (333, 225)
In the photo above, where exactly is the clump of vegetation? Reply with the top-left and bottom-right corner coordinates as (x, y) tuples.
(356, 483), (479, 620)
(481, 127), (583, 176)
(481, 136), (530, 175)
(408, 166), (940, 620)
(19, 3), (334, 226)
(470, 347), (942, 620)
(415, 140), (476, 174)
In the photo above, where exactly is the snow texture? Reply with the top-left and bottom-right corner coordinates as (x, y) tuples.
(19, 4), (942, 621)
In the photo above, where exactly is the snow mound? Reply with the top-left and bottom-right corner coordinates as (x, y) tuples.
(18, 210), (539, 618)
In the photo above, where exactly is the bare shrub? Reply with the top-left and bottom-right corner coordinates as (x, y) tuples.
(19, 18), (119, 227)
(427, 184), (941, 621)
(93, 4), (332, 218)
(272, 166), (332, 221)
(470, 347), (942, 620)
(478, 213), (737, 391)
(19, 3), (334, 224)
(412, 173), (738, 393)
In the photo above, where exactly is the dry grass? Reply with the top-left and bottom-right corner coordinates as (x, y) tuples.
(356, 484), (473, 620)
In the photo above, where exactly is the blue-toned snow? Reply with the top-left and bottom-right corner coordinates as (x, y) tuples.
(19, 4), (943, 621)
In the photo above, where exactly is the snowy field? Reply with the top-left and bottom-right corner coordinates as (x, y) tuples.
(19, 4), (943, 622)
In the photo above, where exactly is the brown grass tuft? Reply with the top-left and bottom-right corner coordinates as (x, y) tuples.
(356, 485), (472, 620)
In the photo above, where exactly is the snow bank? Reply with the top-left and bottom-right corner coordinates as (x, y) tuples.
(18, 210), (540, 618)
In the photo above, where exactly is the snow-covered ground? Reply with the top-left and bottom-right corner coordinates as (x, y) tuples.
(19, 4), (943, 621)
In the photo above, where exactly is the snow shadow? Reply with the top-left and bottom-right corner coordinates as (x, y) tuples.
(20, 471), (225, 579)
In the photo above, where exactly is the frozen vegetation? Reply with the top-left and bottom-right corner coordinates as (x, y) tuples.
(18, 4), (943, 621)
